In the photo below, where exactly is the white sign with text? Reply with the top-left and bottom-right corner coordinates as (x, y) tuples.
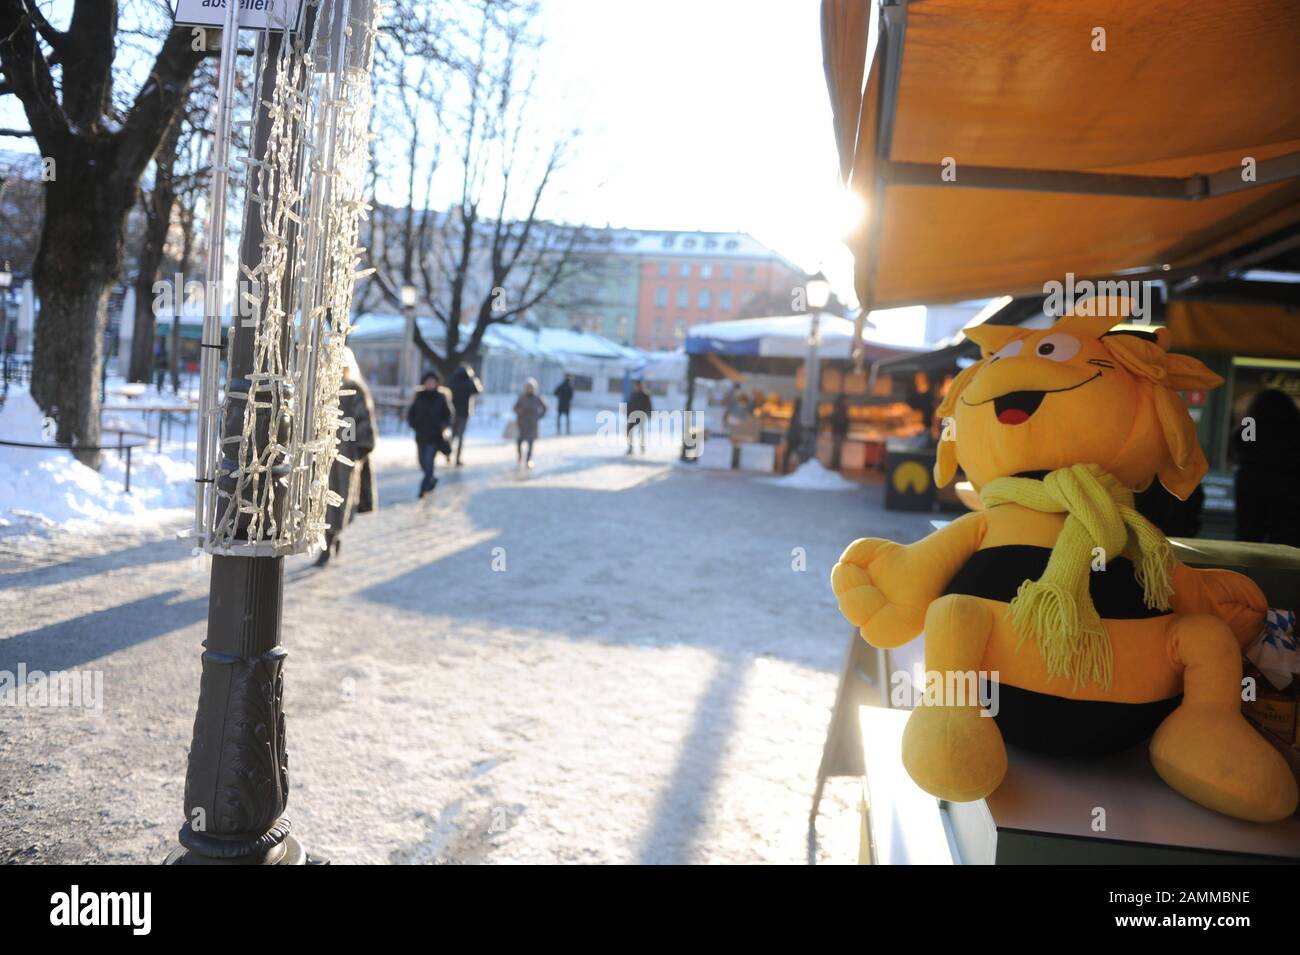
(173, 0), (304, 30)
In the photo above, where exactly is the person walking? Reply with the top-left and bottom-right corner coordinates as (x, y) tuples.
(829, 393), (850, 471)
(626, 379), (652, 455)
(317, 348), (377, 567)
(153, 339), (169, 391)
(513, 377), (546, 469)
(447, 361), (483, 467)
(407, 370), (455, 498)
(553, 373), (575, 435)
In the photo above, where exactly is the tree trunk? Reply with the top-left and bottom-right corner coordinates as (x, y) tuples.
(30, 147), (133, 469)
(128, 231), (165, 384)
(129, 117), (183, 384)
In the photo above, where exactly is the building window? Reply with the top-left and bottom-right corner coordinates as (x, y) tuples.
(658, 262), (668, 277)
(674, 319), (686, 340)
(698, 288), (711, 309)
(723, 264), (734, 280)
(676, 287), (688, 308)
(654, 317), (665, 340)
(655, 286), (668, 307)
(720, 289), (732, 310)
(679, 263), (691, 278)
(701, 264), (713, 279)
(616, 316), (629, 341)
(745, 266), (756, 279)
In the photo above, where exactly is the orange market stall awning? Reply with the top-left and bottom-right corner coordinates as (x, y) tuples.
(1168, 299), (1300, 359)
(822, 0), (1300, 321)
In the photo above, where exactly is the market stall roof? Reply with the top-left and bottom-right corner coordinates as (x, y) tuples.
(633, 348), (689, 382)
(685, 313), (919, 361)
(347, 313), (642, 365)
(823, 0), (1300, 311)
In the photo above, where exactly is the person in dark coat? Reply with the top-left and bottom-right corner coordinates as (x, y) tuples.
(626, 379), (652, 455)
(513, 377), (547, 469)
(318, 348), (377, 567)
(829, 393), (850, 471)
(447, 362), (483, 467)
(553, 373), (575, 435)
(1232, 388), (1300, 546)
(407, 370), (456, 498)
(153, 339), (169, 391)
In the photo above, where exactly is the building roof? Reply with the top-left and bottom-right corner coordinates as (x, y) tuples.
(347, 312), (644, 365)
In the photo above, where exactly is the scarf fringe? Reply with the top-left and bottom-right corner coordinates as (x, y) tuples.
(982, 465), (1175, 690)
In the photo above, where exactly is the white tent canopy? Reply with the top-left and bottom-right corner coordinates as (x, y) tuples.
(685, 314), (917, 361)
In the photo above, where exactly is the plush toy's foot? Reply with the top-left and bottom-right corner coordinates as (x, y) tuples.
(1150, 703), (1298, 822)
(901, 705), (1007, 802)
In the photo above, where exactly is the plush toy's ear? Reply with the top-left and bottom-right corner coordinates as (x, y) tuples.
(1153, 385), (1210, 500)
(962, 323), (1025, 357)
(1101, 332), (1224, 391)
(1163, 352), (1224, 392)
(935, 436), (960, 488)
(932, 361), (982, 487)
(934, 359), (981, 419)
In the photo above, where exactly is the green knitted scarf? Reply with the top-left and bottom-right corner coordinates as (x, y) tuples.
(979, 464), (1175, 689)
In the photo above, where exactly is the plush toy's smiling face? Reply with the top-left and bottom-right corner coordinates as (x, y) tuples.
(935, 315), (1224, 498)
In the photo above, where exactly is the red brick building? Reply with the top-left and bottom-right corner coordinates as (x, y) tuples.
(627, 231), (805, 351)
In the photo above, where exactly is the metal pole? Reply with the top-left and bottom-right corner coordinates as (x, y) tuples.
(168, 20), (310, 867)
(799, 311), (821, 464)
(401, 301), (416, 402)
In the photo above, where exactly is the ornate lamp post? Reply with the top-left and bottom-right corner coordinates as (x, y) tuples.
(167, 0), (380, 866)
(400, 283), (418, 399)
(0, 261), (12, 393)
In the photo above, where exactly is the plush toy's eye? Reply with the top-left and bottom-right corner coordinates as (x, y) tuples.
(988, 340), (1023, 362)
(1034, 334), (1080, 362)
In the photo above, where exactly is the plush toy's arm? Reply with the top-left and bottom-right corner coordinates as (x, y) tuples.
(831, 512), (987, 649)
(1170, 562), (1268, 648)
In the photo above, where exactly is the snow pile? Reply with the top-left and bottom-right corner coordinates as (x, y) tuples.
(761, 459), (860, 492)
(0, 390), (193, 533)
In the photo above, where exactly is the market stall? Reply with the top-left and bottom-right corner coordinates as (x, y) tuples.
(682, 314), (922, 471)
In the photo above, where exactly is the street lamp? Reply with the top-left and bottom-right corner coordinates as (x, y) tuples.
(400, 283), (418, 400)
(799, 271), (831, 465)
(0, 261), (13, 390)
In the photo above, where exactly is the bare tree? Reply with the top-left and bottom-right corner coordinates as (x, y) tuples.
(365, 0), (590, 378)
(127, 56), (216, 383)
(0, 1), (205, 465)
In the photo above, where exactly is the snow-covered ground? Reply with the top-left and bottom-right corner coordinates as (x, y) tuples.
(0, 425), (936, 864)
(0, 389), (194, 537)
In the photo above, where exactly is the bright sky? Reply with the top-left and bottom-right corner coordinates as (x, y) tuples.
(0, 0), (928, 345)
(530, 0), (864, 306)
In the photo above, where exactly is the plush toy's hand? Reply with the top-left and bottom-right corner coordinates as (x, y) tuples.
(831, 538), (927, 648)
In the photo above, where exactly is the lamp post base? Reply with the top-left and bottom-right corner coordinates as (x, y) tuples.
(164, 833), (324, 865)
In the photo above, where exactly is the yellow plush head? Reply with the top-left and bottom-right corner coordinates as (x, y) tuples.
(935, 316), (1222, 499)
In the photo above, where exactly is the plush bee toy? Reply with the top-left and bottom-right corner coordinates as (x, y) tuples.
(832, 314), (1298, 822)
